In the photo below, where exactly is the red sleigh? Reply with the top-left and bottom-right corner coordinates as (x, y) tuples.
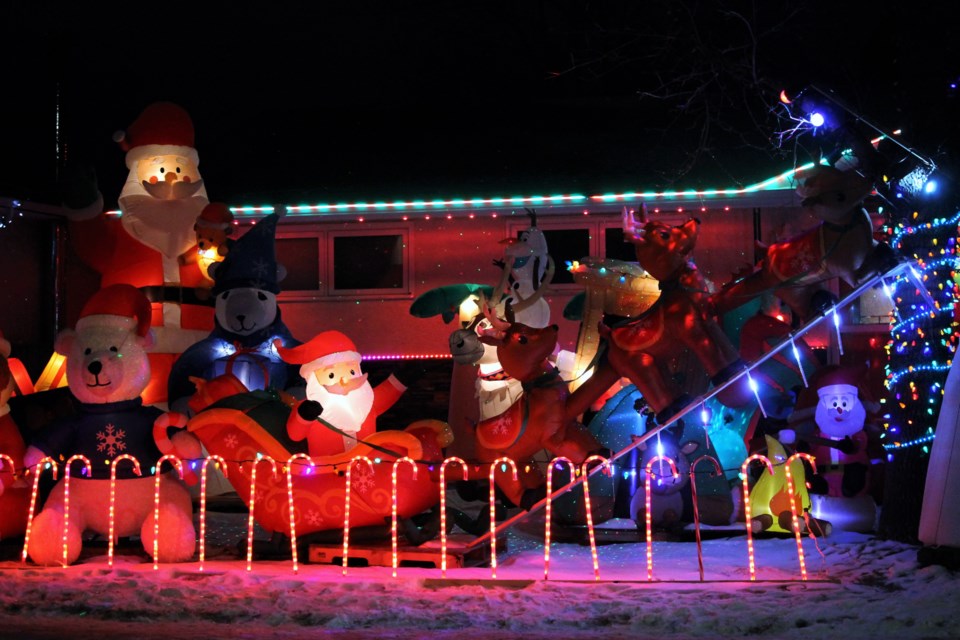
(182, 383), (451, 538)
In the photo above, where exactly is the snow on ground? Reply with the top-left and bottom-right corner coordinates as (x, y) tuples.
(0, 512), (956, 640)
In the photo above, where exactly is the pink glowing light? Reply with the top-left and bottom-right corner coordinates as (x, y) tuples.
(285, 453), (316, 573)
(61, 455), (91, 568)
(644, 455), (678, 581)
(543, 456), (574, 581)
(343, 455), (375, 576)
(391, 456), (419, 577)
(489, 457), (518, 579)
(785, 452), (817, 581)
(246, 456), (278, 572)
(109, 455), (142, 568)
(22, 456), (57, 564)
(582, 455), (612, 581)
(440, 457), (468, 578)
(152, 455), (184, 570)
(740, 454), (775, 581)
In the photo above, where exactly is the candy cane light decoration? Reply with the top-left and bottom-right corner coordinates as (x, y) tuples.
(489, 457), (518, 579)
(21, 456), (57, 564)
(197, 455), (228, 571)
(342, 455), (374, 576)
(439, 456), (467, 578)
(62, 455), (92, 568)
(109, 454), (142, 568)
(285, 453), (315, 573)
(644, 455), (678, 581)
(689, 455), (722, 582)
(785, 452), (817, 581)
(152, 454), (184, 570)
(740, 454), (774, 581)
(391, 456), (419, 578)
(543, 456), (573, 581)
(247, 455), (278, 572)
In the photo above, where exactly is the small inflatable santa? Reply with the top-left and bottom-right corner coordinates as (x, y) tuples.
(276, 331), (407, 456)
(66, 102), (214, 405)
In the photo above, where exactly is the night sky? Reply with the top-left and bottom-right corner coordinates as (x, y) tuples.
(6, 1), (959, 208)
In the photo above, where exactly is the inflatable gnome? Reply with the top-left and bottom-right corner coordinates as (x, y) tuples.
(0, 333), (30, 539)
(62, 102), (214, 405)
(167, 212), (301, 415)
(276, 331), (411, 457)
(23, 285), (198, 565)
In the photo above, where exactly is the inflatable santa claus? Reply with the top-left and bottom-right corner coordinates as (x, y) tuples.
(275, 331), (407, 456)
(65, 102), (214, 405)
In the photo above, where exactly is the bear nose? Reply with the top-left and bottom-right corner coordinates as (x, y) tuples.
(237, 314), (246, 322)
(88, 360), (103, 375)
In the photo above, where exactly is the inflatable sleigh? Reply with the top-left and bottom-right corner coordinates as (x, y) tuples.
(180, 379), (452, 538)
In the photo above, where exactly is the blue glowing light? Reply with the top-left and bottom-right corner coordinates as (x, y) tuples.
(809, 112), (825, 127)
(924, 180), (938, 195)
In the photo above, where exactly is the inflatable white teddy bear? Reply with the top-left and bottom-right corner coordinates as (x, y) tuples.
(24, 284), (199, 565)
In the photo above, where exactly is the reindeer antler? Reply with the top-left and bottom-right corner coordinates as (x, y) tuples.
(622, 205), (648, 242)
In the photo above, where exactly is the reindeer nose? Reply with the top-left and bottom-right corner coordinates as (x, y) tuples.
(88, 361), (102, 375)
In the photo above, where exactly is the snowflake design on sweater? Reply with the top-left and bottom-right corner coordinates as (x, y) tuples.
(351, 467), (375, 495)
(491, 414), (512, 436)
(96, 424), (127, 457)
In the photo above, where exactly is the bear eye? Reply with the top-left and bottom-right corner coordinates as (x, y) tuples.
(258, 292), (267, 301)
(110, 346), (119, 353)
(84, 348), (92, 355)
(221, 291), (230, 300)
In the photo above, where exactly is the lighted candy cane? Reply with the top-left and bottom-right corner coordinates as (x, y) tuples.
(644, 455), (678, 581)
(740, 454), (774, 581)
(439, 456), (467, 578)
(152, 454), (184, 570)
(581, 455), (612, 581)
(489, 457), (518, 579)
(391, 456), (419, 578)
(21, 456), (57, 564)
(342, 455), (374, 576)
(62, 455), (92, 568)
(108, 454), (142, 568)
(198, 455), (228, 571)
(285, 453), (315, 573)
(689, 455), (722, 582)
(543, 456), (573, 581)
(246, 455), (278, 572)
(785, 452), (817, 581)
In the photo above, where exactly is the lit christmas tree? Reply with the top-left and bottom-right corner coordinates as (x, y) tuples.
(878, 210), (960, 542)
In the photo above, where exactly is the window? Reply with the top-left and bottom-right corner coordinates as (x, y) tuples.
(276, 224), (412, 299)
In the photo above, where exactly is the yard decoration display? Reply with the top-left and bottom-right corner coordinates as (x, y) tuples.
(178, 201), (236, 283)
(62, 102), (215, 405)
(167, 212), (301, 415)
(710, 164), (901, 322)
(0, 333), (30, 539)
(566, 206), (747, 425)
(22, 285), (197, 565)
(474, 303), (601, 508)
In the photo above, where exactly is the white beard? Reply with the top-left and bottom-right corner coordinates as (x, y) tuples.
(306, 375), (375, 435)
(118, 171), (209, 258)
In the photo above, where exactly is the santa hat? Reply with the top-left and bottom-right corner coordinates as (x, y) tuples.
(76, 284), (153, 337)
(0, 330), (10, 359)
(211, 213), (282, 294)
(274, 331), (361, 378)
(196, 202), (235, 231)
(814, 366), (861, 399)
(113, 102), (199, 170)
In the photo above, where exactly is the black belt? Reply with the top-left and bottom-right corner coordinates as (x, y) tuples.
(140, 285), (216, 307)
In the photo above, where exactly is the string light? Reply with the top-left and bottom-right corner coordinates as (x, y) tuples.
(61, 455), (91, 568)
(108, 455), (142, 568)
(644, 456), (678, 582)
(153, 455), (184, 570)
(198, 456), (228, 571)
(21, 457), (57, 564)
(439, 457), (467, 578)
(285, 453), (315, 574)
(247, 456), (278, 572)
(740, 455), (774, 581)
(343, 456), (374, 576)
(579, 455), (611, 582)
(785, 453), (817, 581)
(543, 456), (574, 581)
(488, 457), (518, 579)
(689, 455), (722, 582)
(391, 457), (419, 578)
(746, 371), (767, 418)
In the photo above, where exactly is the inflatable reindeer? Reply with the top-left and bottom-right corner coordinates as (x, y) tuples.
(474, 303), (600, 508)
(711, 164), (900, 322)
(566, 207), (745, 424)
